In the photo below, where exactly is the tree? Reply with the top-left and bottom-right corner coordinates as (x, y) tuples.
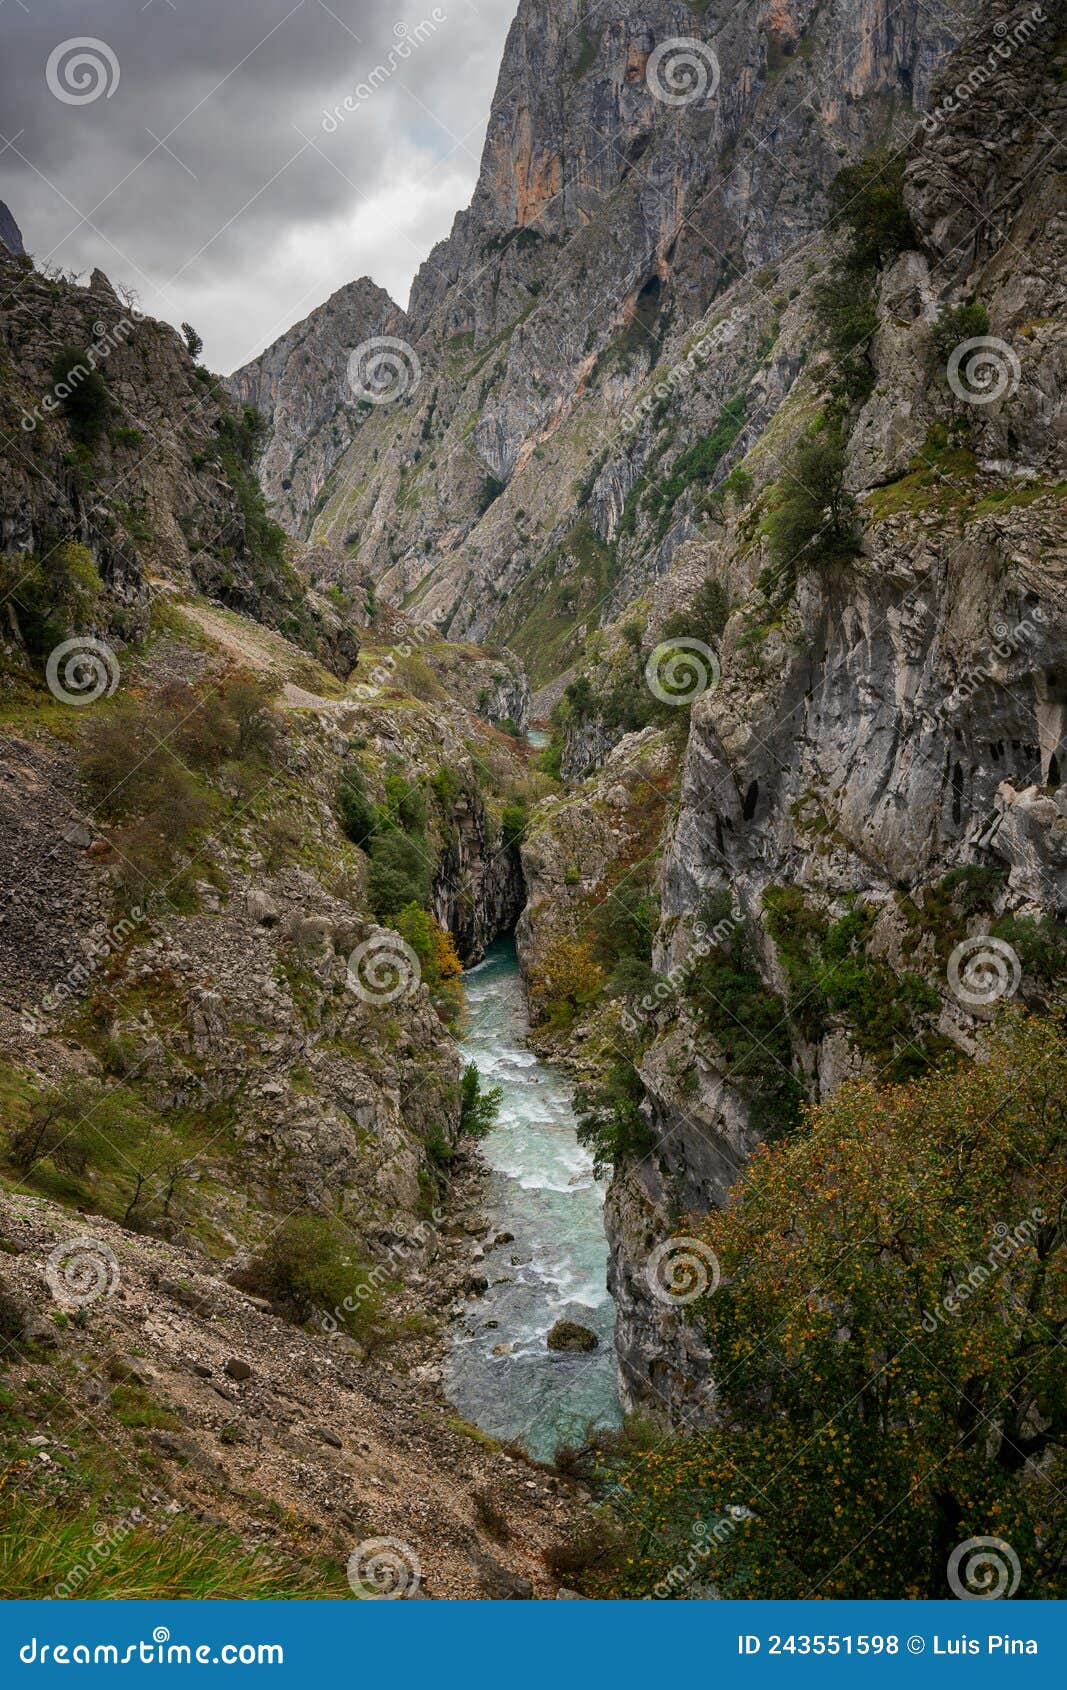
(765, 425), (858, 581)
(827, 149), (915, 272)
(590, 1014), (1067, 1599)
(181, 322), (204, 360)
(50, 346), (109, 447)
(459, 1062), (502, 1138)
(528, 933), (604, 1023)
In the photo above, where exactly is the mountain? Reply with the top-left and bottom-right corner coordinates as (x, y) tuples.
(1, 0), (1065, 1603)
(227, 276), (404, 533)
(513, 0), (1067, 1418)
(247, 0), (976, 681)
(0, 202), (23, 256)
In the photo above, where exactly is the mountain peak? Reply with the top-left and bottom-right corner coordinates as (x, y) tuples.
(0, 202), (25, 256)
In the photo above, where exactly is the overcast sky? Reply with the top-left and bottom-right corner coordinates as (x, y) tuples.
(0, 0), (517, 372)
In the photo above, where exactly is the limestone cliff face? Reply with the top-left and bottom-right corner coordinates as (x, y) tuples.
(599, 2), (1067, 1419)
(293, 0), (973, 681)
(226, 277), (404, 533)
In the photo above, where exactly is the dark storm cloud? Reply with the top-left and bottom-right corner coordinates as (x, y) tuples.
(0, 0), (516, 369)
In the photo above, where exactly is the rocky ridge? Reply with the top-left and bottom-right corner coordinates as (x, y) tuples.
(517, 0), (1067, 1419)
(288, 0), (977, 681)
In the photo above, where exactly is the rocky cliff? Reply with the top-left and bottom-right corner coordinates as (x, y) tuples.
(277, 0), (975, 684)
(227, 277), (405, 534)
(0, 202), (23, 257)
(515, 0), (1067, 1420)
(0, 245), (356, 670)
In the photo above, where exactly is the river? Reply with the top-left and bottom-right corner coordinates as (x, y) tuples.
(445, 938), (621, 1461)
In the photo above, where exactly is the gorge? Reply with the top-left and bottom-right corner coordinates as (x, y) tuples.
(1, 0), (1065, 1602)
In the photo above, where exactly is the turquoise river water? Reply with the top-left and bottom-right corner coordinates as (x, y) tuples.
(445, 938), (622, 1460)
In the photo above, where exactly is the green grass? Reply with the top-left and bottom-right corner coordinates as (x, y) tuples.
(0, 1493), (345, 1599)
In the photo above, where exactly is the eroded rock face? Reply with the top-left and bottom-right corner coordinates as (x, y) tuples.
(502, 2), (1065, 1421)
(595, 4), (1067, 1419)
(226, 277), (404, 532)
(266, 0), (977, 685)
(0, 202), (23, 256)
(0, 249), (337, 662)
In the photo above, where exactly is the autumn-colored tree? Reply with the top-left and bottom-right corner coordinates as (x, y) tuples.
(528, 932), (604, 1023)
(392, 903), (463, 1023)
(589, 1014), (1066, 1599)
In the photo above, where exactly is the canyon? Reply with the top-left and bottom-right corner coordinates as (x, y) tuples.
(1, 0), (1065, 1599)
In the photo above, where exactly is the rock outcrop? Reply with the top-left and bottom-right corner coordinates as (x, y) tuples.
(0, 202), (24, 256)
(226, 277), (404, 533)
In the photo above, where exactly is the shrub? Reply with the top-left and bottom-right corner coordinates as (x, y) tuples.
(249, 1214), (381, 1337)
(0, 543), (103, 660)
(764, 424), (858, 581)
(593, 1014), (1067, 1599)
(529, 933), (604, 1023)
(576, 1060), (655, 1176)
(931, 299), (991, 366)
(501, 800), (529, 848)
(384, 771), (427, 833)
(661, 574), (730, 645)
(392, 903), (463, 1023)
(366, 830), (431, 921)
(50, 345), (110, 447)
(337, 766), (379, 847)
(827, 150), (915, 272)
(430, 766), (464, 808)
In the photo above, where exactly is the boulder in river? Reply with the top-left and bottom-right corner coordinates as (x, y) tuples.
(546, 1319), (598, 1353)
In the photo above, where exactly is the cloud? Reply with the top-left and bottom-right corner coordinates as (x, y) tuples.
(0, 0), (517, 370)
